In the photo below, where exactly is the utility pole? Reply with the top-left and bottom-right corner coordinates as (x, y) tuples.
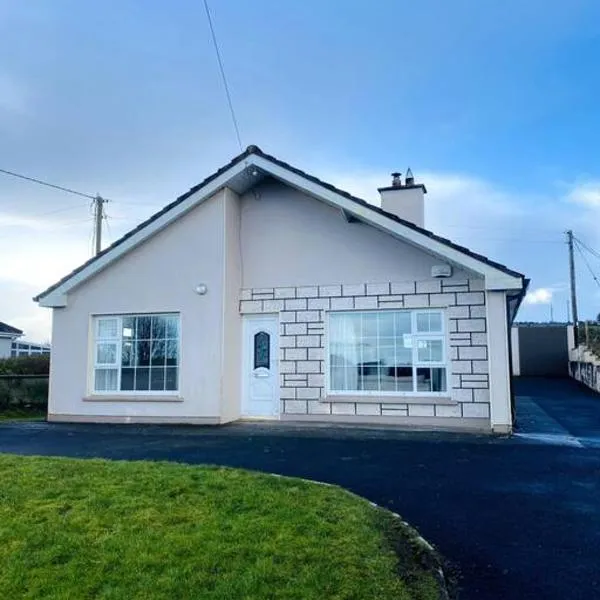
(93, 195), (106, 256)
(566, 230), (579, 346)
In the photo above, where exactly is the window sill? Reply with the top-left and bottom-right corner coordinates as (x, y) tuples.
(83, 395), (183, 403)
(322, 395), (456, 405)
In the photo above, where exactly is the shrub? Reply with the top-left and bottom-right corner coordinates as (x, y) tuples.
(0, 355), (50, 376)
(0, 356), (49, 414)
(0, 378), (48, 412)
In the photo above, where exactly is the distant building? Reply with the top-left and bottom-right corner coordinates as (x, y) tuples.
(0, 321), (50, 358)
(11, 340), (51, 357)
(0, 321), (24, 358)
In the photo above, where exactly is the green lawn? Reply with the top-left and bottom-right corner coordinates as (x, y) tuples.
(0, 455), (444, 600)
(0, 410), (46, 421)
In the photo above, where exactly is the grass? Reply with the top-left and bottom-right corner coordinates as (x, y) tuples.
(0, 409), (46, 421)
(0, 455), (443, 600)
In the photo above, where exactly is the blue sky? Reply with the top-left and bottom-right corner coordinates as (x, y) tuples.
(2, 0), (600, 341)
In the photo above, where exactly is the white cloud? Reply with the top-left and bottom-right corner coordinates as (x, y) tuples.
(325, 169), (528, 245)
(524, 287), (553, 305)
(0, 214), (92, 287)
(0, 211), (79, 231)
(565, 181), (600, 209)
(0, 280), (50, 343)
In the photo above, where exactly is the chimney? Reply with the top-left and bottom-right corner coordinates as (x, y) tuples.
(378, 168), (427, 228)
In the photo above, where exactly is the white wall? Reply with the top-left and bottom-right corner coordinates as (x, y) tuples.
(0, 337), (12, 358)
(241, 179), (472, 287)
(220, 188), (243, 422)
(49, 190), (228, 421)
(380, 186), (425, 228)
(510, 327), (520, 376)
(569, 335), (600, 394)
(487, 291), (512, 433)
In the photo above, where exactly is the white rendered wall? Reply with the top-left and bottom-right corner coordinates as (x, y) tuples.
(241, 179), (470, 288)
(0, 338), (12, 358)
(487, 291), (512, 433)
(380, 187), (425, 228)
(510, 326), (520, 376)
(48, 190), (228, 422)
(220, 188), (243, 422)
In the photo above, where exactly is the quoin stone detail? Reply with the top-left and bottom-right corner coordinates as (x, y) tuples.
(240, 278), (489, 422)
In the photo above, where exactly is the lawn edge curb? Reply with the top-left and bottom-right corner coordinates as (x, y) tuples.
(271, 472), (452, 600)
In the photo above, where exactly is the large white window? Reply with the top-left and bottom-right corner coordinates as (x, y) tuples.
(93, 314), (180, 394)
(328, 310), (447, 395)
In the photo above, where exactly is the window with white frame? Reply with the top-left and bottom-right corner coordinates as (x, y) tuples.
(93, 314), (180, 394)
(328, 310), (447, 394)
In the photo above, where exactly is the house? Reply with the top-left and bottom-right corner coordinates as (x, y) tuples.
(0, 322), (24, 358)
(35, 146), (527, 433)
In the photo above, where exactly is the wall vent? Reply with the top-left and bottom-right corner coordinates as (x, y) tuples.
(431, 264), (453, 278)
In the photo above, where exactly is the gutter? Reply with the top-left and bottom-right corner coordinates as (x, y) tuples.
(507, 277), (530, 326)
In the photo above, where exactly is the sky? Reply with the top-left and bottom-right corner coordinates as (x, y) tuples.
(2, 0), (600, 342)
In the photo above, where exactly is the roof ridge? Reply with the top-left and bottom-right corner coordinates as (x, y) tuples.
(0, 321), (23, 335)
(34, 146), (524, 302)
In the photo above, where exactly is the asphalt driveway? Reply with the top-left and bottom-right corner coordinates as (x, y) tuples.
(1, 377), (599, 599)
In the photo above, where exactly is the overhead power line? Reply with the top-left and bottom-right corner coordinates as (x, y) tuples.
(0, 167), (96, 200)
(203, 0), (243, 152)
(573, 236), (600, 262)
(574, 238), (600, 291)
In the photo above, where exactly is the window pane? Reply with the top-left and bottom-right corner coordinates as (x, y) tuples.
(150, 367), (166, 391)
(121, 368), (134, 391)
(151, 316), (166, 339)
(329, 313), (361, 392)
(136, 340), (151, 366)
(135, 367), (150, 391)
(137, 316), (151, 339)
(329, 310), (446, 394)
(429, 313), (442, 332)
(93, 313), (179, 394)
(151, 340), (166, 366)
(393, 366), (414, 392)
(97, 318), (118, 339)
(254, 331), (270, 369)
(359, 365), (382, 391)
(121, 341), (135, 367)
(380, 366), (397, 391)
(416, 312), (443, 333)
(165, 316), (179, 339)
(96, 343), (117, 365)
(95, 368), (118, 391)
(165, 367), (178, 391)
(394, 312), (411, 336)
(361, 312), (379, 338)
(417, 339), (443, 363)
(395, 345), (412, 365)
(166, 340), (178, 366)
(416, 367), (447, 392)
(122, 317), (135, 339)
(378, 312), (395, 337)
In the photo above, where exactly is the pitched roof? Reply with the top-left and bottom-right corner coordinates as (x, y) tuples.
(35, 145), (525, 304)
(0, 321), (23, 336)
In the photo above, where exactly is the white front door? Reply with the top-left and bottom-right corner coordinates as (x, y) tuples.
(242, 315), (280, 418)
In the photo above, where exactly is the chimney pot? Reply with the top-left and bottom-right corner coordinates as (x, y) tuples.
(405, 168), (415, 186)
(391, 172), (402, 188)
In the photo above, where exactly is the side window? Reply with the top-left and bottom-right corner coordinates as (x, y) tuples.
(253, 331), (270, 370)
